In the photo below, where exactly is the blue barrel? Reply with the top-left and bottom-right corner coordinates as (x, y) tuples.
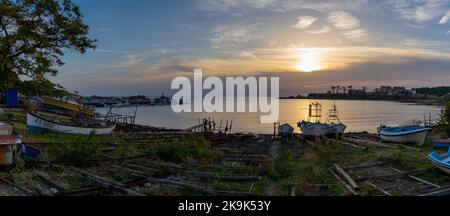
(6, 89), (18, 108)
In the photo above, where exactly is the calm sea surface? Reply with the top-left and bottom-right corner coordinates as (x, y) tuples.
(97, 99), (443, 134)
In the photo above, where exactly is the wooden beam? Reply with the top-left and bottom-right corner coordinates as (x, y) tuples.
(67, 166), (144, 196)
(334, 163), (359, 189)
(329, 169), (358, 195)
(365, 181), (392, 196)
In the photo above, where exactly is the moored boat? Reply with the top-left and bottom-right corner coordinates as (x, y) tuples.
(379, 125), (431, 145)
(429, 151), (450, 174)
(27, 112), (116, 135)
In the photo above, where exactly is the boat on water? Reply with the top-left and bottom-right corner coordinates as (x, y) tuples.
(429, 150), (450, 174)
(379, 125), (431, 145)
(27, 112), (116, 135)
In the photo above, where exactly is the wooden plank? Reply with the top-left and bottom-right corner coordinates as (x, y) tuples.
(67, 166), (144, 196)
(390, 167), (440, 189)
(36, 171), (67, 192)
(329, 169), (358, 195)
(365, 181), (392, 196)
(344, 162), (386, 170)
(417, 186), (450, 196)
(334, 163), (359, 189)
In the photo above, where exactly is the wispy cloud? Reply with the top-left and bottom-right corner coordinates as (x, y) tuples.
(292, 16), (318, 29)
(439, 10), (450, 24)
(327, 11), (360, 30)
(387, 0), (450, 23)
(211, 23), (263, 48)
(307, 25), (332, 34)
(341, 28), (368, 38)
(327, 11), (367, 39)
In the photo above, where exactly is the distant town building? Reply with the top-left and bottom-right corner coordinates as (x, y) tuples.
(154, 93), (171, 105)
(392, 87), (407, 95)
(379, 86), (393, 95)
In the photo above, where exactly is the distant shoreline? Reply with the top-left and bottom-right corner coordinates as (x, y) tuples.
(279, 95), (445, 106)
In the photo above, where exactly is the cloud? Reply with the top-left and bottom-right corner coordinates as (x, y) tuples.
(327, 11), (360, 30)
(386, 0), (450, 23)
(196, 0), (377, 14)
(117, 54), (145, 68)
(341, 28), (368, 38)
(291, 16), (318, 29)
(211, 23), (263, 48)
(439, 10), (450, 24)
(307, 25), (332, 34)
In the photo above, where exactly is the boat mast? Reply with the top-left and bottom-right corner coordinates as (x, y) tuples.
(308, 100), (322, 123)
(326, 100), (340, 124)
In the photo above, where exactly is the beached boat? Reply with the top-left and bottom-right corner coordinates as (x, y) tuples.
(298, 101), (328, 137)
(324, 102), (346, 137)
(379, 125), (431, 145)
(41, 96), (95, 117)
(27, 112), (116, 135)
(278, 123), (294, 138)
(298, 121), (327, 137)
(432, 139), (450, 148)
(429, 151), (450, 174)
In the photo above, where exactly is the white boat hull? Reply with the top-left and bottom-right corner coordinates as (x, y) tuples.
(299, 122), (327, 137)
(325, 124), (346, 136)
(27, 113), (115, 135)
(380, 130), (429, 145)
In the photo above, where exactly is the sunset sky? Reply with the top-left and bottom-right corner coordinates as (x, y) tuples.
(58, 0), (450, 96)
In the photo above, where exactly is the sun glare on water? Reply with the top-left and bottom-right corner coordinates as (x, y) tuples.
(295, 49), (324, 72)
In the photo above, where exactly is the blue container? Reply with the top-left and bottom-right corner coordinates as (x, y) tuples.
(6, 89), (18, 108)
(21, 144), (41, 158)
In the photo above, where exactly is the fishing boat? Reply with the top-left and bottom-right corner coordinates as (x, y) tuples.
(298, 102), (327, 138)
(324, 102), (346, 138)
(278, 124), (294, 137)
(379, 125), (431, 145)
(429, 151), (450, 174)
(432, 139), (450, 149)
(41, 95), (95, 117)
(27, 112), (116, 135)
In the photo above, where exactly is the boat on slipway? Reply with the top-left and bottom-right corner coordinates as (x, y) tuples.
(379, 125), (431, 145)
(324, 102), (346, 138)
(27, 112), (116, 135)
(298, 101), (327, 138)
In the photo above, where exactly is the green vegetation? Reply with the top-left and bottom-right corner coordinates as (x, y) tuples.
(0, 0), (96, 94)
(439, 102), (450, 137)
(151, 135), (221, 164)
(416, 87), (450, 97)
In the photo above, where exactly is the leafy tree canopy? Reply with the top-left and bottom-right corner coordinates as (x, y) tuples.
(0, 0), (96, 94)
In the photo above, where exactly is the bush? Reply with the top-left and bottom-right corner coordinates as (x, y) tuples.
(439, 102), (450, 137)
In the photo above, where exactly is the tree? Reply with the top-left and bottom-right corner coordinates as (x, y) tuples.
(439, 102), (450, 138)
(0, 0), (96, 93)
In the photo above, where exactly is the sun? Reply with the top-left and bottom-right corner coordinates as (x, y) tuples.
(295, 49), (324, 72)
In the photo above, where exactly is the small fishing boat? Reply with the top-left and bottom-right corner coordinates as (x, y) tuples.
(298, 101), (327, 138)
(432, 139), (450, 149)
(429, 150), (450, 174)
(278, 123), (294, 138)
(27, 112), (116, 135)
(379, 125), (431, 145)
(298, 121), (327, 137)
(324, 102), (346, 138)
